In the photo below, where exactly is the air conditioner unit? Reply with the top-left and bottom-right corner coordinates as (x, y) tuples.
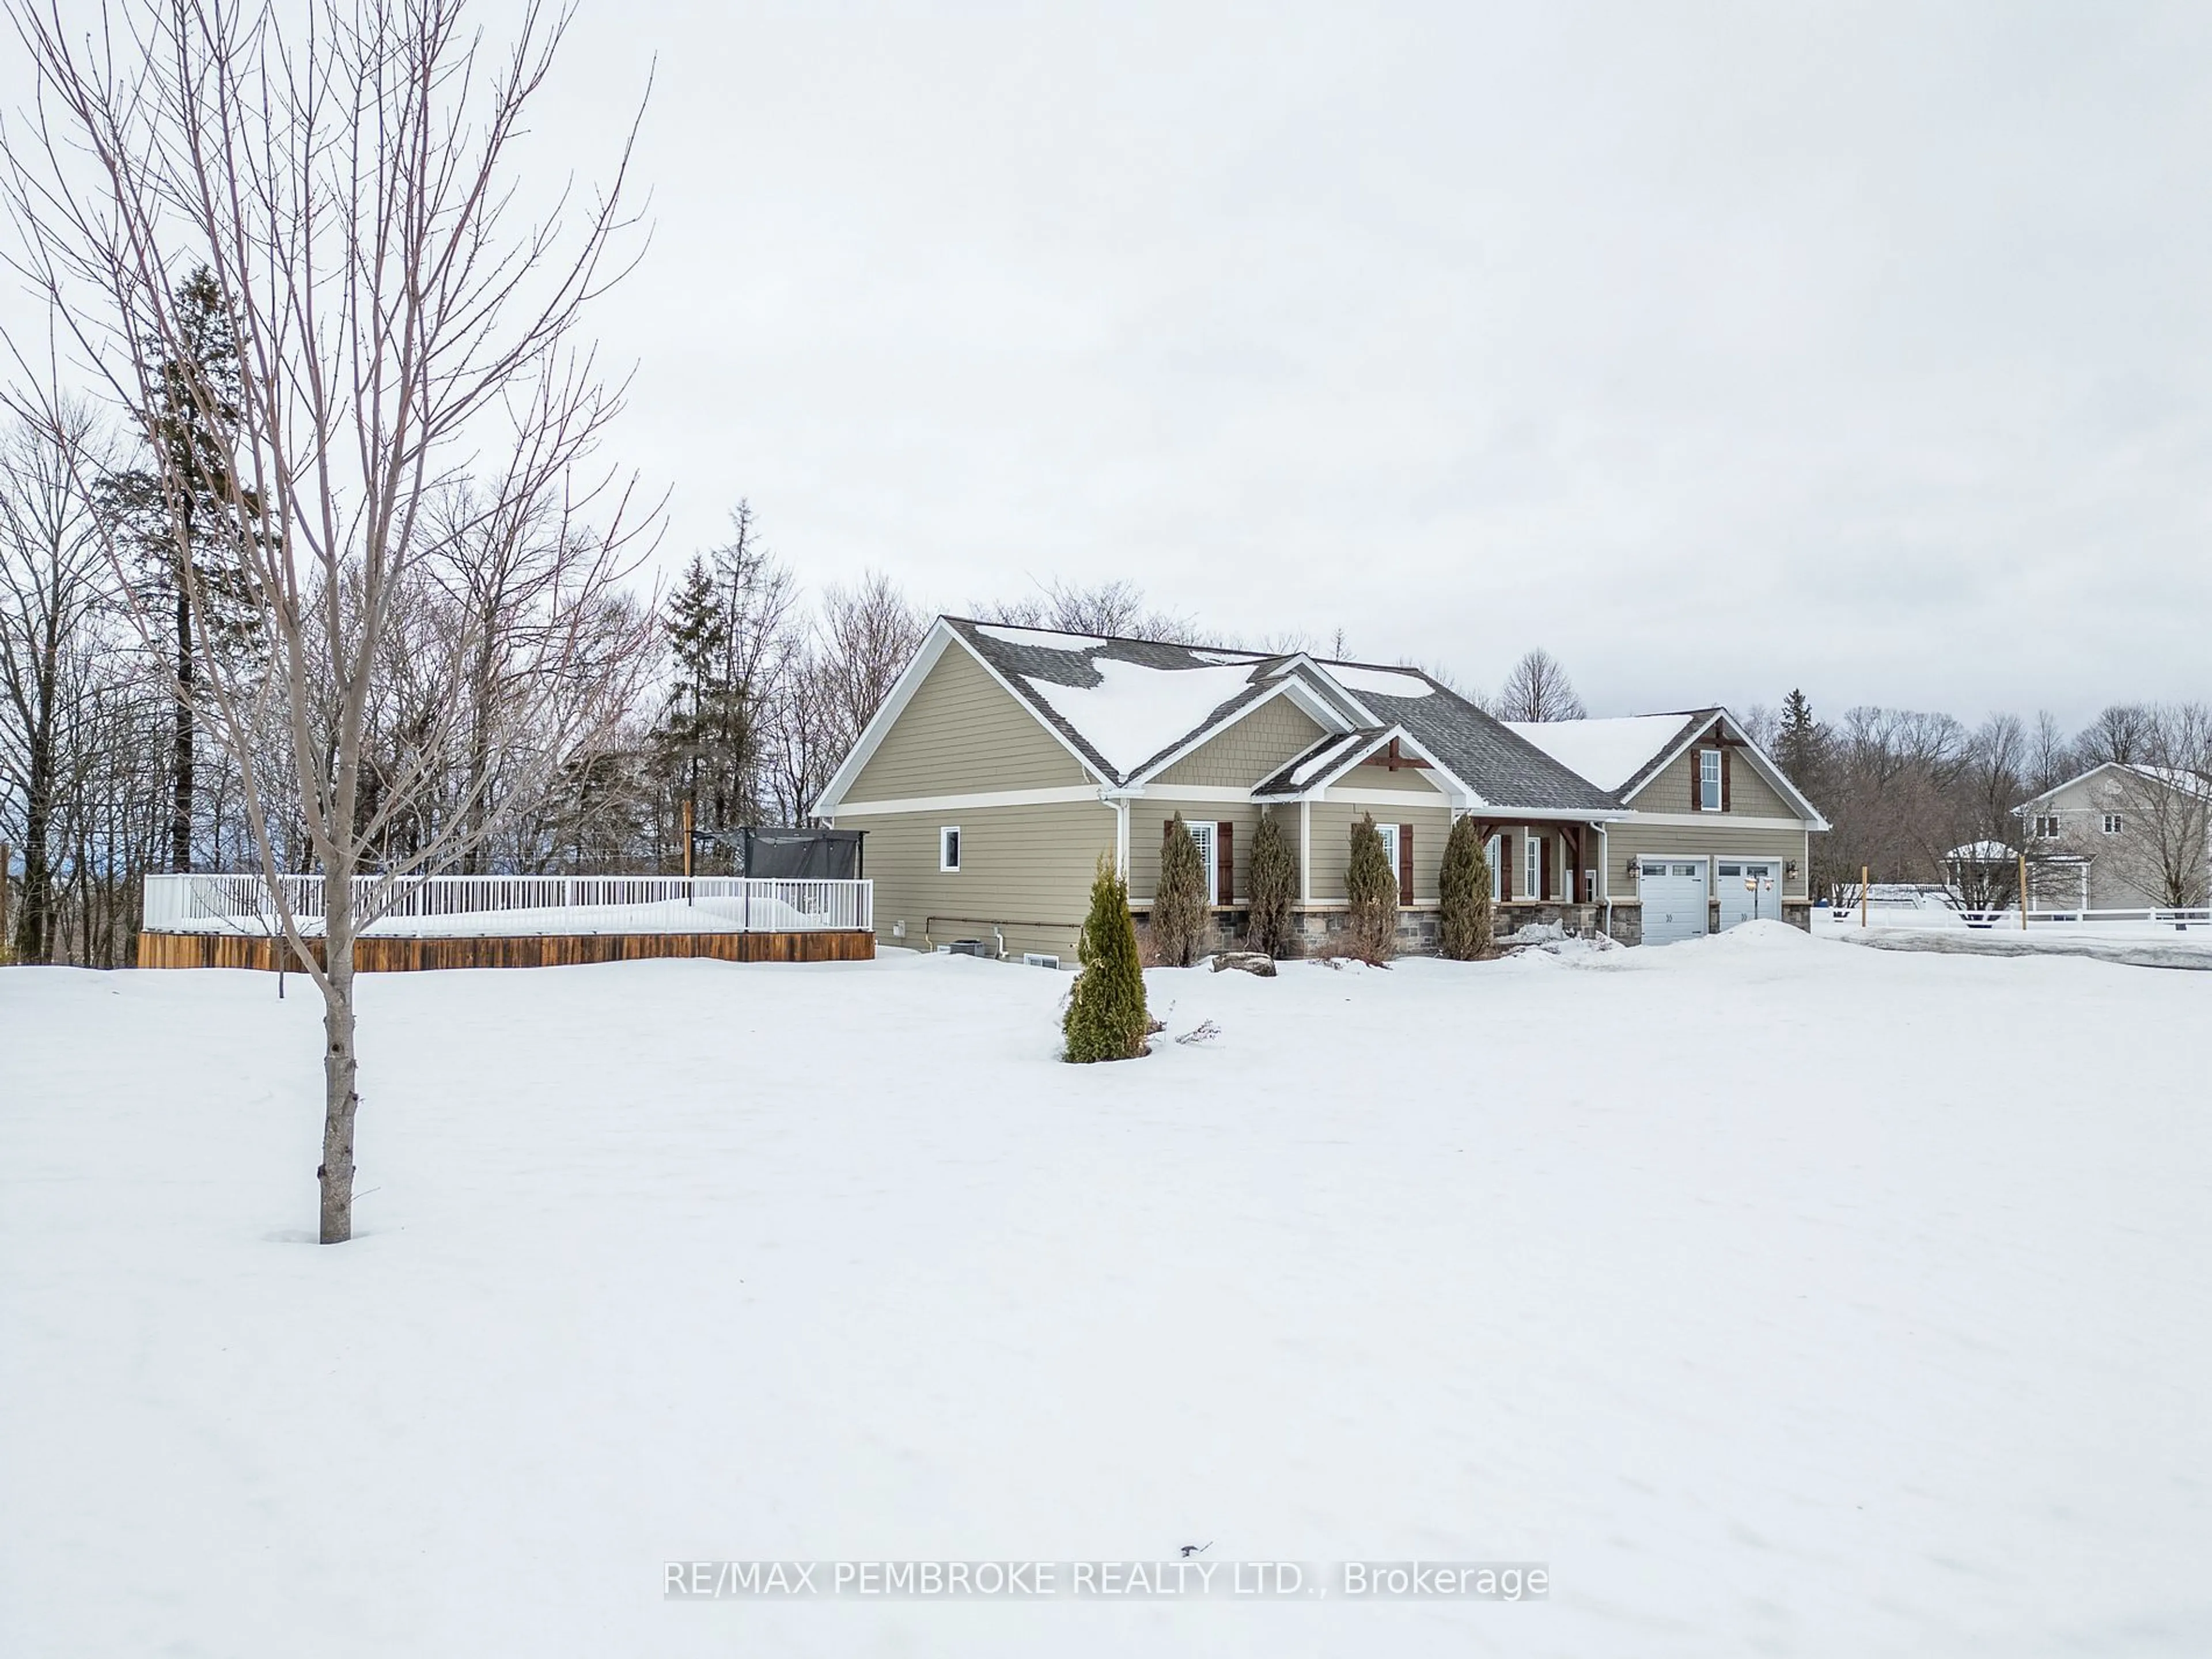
(947, 938), (988, 957)
(1023, 952), (1062, 969)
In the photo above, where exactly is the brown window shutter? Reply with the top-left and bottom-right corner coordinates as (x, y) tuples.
(1398, 824), (1414, 906)
(1163, 817), (1175, 843)
(1499, 832), (1513, 899)
(1721, 749), (1733, 812)
(1218, 821), (1234, 905)
(1539, 835), (1551, 900)
(1691, 756), (1701, 812)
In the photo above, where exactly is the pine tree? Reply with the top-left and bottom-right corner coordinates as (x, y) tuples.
(1065, 855), (1151, 1062)
(97, 267), (264, 873)
(1437, 815), (1494, 959)
(653, 503), (798, 862)
(1343, 812), (1398, 963)
(1777, 688), (1820, 786)
(1246, 809), (1297, 957)
(1151, 812), (1208, 966)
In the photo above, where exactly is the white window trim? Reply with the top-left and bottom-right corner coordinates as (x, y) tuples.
(1698, 749), (1723, 812)
(1187, 819), (1222, 906)
(2102, 813), (2123, 835)
(938, 825), (962, 873)
(1486, 834), (1501, 904)
(1524, 832), (1541, 899)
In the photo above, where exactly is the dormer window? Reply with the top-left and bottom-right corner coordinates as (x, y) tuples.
(1698, 750), (1722, 812)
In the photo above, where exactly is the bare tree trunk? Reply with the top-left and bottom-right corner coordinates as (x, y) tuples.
(172, 581), (192, 872)
(317, 870), (358, 1242)
(5, 0), (653, 1240)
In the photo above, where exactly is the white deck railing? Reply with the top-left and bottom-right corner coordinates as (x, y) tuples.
(1832, 902), (2209, 933)
(142, 873), (873, 937)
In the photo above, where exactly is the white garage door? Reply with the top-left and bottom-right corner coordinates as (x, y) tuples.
(1640, 858), (1709, 945)
(1716, 860), (1784, 931)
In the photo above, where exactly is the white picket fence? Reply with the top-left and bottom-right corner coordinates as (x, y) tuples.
(142, 873), (873, 938)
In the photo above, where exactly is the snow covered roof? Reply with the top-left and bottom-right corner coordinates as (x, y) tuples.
(818, 618), (1640, 815)
(947, 620), (1283, 783)
(1502, 707), (1831, 828)
(2016, 760), (2212, 809)
(1251, 730), (1385, 797)
(1502, 715), (1703, 793)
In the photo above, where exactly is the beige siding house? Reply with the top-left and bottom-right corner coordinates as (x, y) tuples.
(2012, 762), (2212, 911)
(815, 619), (1828, 956)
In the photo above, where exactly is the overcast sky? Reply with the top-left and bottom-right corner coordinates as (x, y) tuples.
(22, 2), (2212, 726)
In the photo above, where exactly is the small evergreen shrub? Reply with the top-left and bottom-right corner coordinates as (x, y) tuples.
(1438, 815), (1494, 960)
(1343, 812), (1398, 964)
(1065, 855), (1152, 1062)
(1151, 813), (1208, 967)
(1246, 809), (1297, 958)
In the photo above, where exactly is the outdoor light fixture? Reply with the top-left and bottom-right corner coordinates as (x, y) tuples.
(1786, 859), (1800, 877)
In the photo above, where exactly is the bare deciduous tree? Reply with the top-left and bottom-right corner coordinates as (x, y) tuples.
(3, 0), (653, 1241)
(975, 577), (1192, 642)
(0, 404), (111, 960)
(1495, 647), (1586, 722)
(2103, 704), (2212, 908)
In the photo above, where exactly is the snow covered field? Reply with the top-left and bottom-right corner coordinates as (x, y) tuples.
(3, 927), (2207, 1657)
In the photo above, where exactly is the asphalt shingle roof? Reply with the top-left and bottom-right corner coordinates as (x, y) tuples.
(946, 617), (1624, 815)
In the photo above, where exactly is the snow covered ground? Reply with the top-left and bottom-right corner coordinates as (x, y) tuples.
(3, 926), (2207, 1657)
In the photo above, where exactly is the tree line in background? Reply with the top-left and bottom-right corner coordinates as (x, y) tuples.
(10, 423), (2208, 974)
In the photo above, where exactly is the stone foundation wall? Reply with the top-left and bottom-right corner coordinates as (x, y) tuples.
(1142, 897), (1808, 957)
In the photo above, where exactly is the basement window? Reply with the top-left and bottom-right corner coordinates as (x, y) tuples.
(939, 826), (961, 872)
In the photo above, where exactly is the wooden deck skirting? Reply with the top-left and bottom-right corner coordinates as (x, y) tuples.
(135, 929), (876, 972)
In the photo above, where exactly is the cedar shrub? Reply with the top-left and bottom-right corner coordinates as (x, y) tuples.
(1343, 812), (1398, 964)
(1438, 814), (1494, 959)
(1064, 854), (1152, 1062)
(1246, 809), (1297, 958)
(1151, 812), (1208, 967)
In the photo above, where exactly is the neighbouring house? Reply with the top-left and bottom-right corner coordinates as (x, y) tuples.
(2013, 762), (2212, 910)
(1502, 711), (1829, 944)
(811, 618), (1828, 956)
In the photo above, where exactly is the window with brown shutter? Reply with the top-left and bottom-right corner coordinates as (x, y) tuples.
(1397, 823), (1413, 907)
(1218, 821), (1234, 906)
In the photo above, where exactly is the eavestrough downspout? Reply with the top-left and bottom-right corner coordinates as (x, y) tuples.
(1598, 821), (1612, 942)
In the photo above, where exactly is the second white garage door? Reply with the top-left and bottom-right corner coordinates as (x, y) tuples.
(1639, 858), (1709, 945)
(1716, 860), (1785, 930)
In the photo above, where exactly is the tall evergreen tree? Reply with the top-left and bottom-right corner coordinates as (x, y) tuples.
(1437, 815), (1494, 960)
(654, 502), (796, 864)
(1065, 855), (1151, 1062)
(1151, 812), (1208, 965)
(1245, 809), (1297, 958)
(98, 267), (262, 873)
(1343, 812), (1397, 963)
(1775, 688), (1821, 786)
